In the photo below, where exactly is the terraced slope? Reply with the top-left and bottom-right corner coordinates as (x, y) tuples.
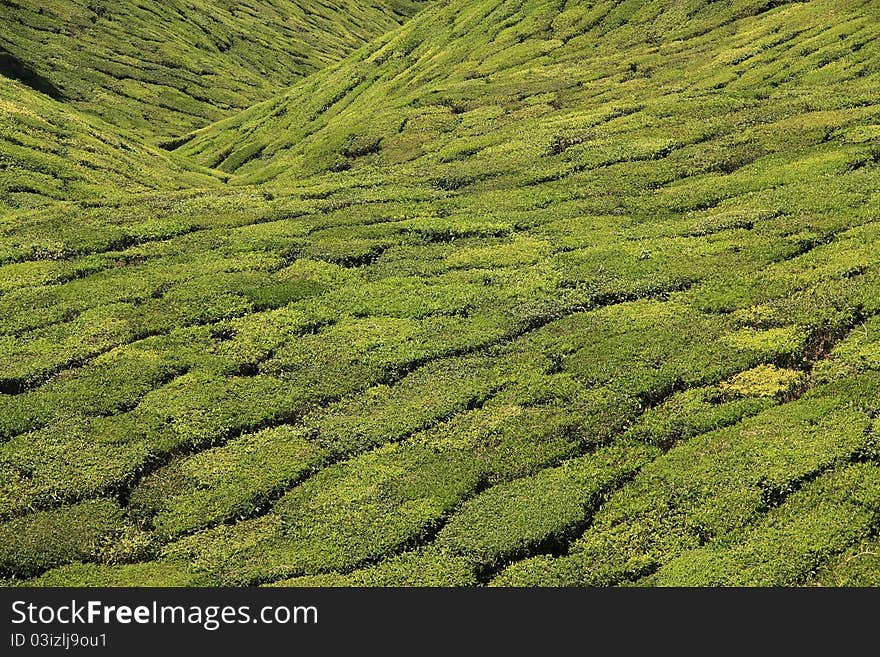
(0, 75), (217, 212)
(179, 0), (879, 178)
(1, 0), (880, 587)
(0, 0), (428, 141)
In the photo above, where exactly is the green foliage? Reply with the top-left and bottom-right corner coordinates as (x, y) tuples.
(435, 442), (658, 573)
(718, 364), (807, 401)
(161, 443), (485, 584)
(3, 0), (880, 587)
(270, 549), (478, 587)
(0, 500), (128, 578)
(644, 463), (880, 586)
(493, 376), (880, 586)
(622, 386), (774, 449)
(811, 536), (880, 588)
(0, 0), (427, 141)
(129, 425), (329, 538)
(0, 77), (216, 212)
(27, 562), (208, 587)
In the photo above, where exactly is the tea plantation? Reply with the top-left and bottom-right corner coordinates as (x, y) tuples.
(2, 0), (880, 587)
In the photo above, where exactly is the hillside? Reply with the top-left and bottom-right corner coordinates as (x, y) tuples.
(1, 0), (880, 588)
(179, 0), (879, 178)
(0, 75), (217, 212)
(0, 0), (428, 141)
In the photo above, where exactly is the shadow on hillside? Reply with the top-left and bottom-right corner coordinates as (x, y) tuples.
(0, 47), (65, 100)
